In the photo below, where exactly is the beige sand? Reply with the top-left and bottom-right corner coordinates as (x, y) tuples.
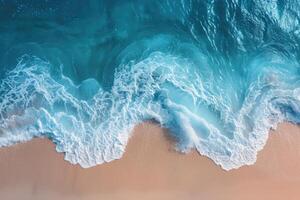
(0, 122), (300, 200)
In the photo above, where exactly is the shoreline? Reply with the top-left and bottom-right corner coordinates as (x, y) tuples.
(0, 122), (300, 199)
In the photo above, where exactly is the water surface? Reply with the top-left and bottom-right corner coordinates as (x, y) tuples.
(0, 0), (300, 170)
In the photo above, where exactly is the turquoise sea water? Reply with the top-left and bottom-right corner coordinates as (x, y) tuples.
(0, 0), (300, 170)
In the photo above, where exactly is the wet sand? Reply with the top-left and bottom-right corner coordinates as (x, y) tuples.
(0, 122), (300, 200)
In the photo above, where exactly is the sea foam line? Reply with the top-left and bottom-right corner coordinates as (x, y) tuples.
(0, 53), (300, 170)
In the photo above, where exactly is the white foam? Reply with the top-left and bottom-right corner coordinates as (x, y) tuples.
(0, 53), (300, 170)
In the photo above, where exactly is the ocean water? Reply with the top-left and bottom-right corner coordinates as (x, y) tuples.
(0, 0), (300, 170)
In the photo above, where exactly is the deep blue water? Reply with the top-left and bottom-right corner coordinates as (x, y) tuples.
(0, 0), (300, 170)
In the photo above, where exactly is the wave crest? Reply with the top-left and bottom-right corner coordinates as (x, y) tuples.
(0, 51), (299, 170)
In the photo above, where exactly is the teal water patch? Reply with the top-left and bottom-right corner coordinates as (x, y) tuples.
(0, 0), (300, 170)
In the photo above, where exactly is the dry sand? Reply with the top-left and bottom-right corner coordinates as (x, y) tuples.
(0, 122), (300, 200)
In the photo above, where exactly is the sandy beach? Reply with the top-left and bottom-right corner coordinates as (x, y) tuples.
(0, 122), (300, 200)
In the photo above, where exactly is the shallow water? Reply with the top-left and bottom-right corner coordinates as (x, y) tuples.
(0, 0), (300, 170)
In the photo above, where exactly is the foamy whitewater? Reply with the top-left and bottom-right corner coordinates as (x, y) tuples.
(0, 0), (300, 170)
